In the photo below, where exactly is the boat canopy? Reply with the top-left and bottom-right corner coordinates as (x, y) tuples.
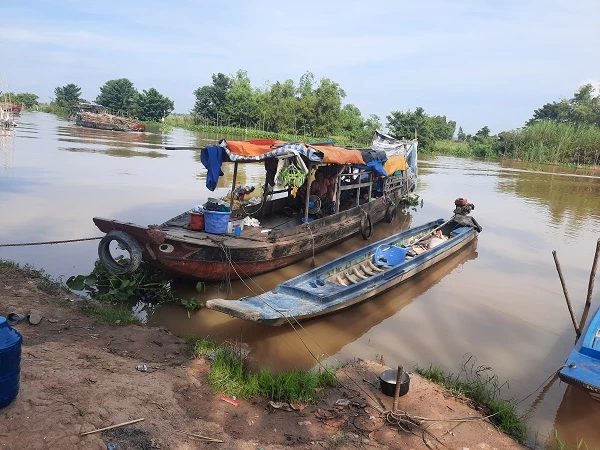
(218, 139), (364, 165)
(200, 132), (418, 191)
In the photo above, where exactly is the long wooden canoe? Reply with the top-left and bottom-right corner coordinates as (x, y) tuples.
(205, 216), (481, 325)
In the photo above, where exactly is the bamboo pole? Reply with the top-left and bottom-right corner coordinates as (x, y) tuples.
(174, 429), (224, 443)
(229, 162), (238, 213)
(392, 365), (404, 412)
(578, 239), (600, 336)
(80, 418), (144, 436)
(552, 250), (580, 336)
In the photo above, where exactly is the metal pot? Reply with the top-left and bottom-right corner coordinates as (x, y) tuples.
(378, 369), (410, 397)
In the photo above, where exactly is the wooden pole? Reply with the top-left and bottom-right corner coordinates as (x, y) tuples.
(578, 238), (600, 336)
(80, 418), (144, 436)
(229, 162), (238, 213)
(392, 365), (404, 412)
(174, 429), (224, 443)
(552, 250), (580, 337)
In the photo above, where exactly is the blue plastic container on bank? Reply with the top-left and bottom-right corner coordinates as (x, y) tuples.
(203, 210), (231, 235)
(0, 316), (22, 409)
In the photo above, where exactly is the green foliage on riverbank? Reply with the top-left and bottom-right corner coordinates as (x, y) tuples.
(66, 260), (204, 315)
(0, 259), (141, 324)
(416, 361), (527, 443)
(498, 121), (600, 166)
(193, 337), (336, 403)
(165, 114), (364, 146)
(37, 103), (69, 114)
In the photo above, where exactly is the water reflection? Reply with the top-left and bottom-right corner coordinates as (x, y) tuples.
(553, 385), (600, 446)
(2, 113), (600, 445)
(151, 239), (478, 372)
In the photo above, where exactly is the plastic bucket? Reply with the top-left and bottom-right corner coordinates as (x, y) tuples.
(189, 212), (205, 231)
(204, 210), (231, 234)
(0, 316), (22, 409)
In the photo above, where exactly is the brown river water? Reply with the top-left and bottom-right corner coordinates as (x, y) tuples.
(1, 112), (600, 447)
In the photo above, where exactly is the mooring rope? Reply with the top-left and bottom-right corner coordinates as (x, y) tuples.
(216, 242), (389, 412)
(218, 242), (568, 444)
(0, 236), (102, 247)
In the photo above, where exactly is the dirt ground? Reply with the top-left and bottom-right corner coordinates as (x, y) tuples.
(0, 266), (527, 450)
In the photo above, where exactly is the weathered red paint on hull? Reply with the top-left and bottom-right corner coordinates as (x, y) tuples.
(93, 189), (407, 282)
(149, 252), (306, 281)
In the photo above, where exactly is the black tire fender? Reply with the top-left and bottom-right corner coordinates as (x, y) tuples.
(385, 205), (397, 223)
(98, 230), (143, 275)
(360, 213), (373, 240)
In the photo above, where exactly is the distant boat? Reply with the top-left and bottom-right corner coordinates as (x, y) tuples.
(559, 306), (600, 397)
(72, 104), (145, 132)
(205, 212), (481, 325)
(0, 104), (17, 128)
(75, 111), (145, 132)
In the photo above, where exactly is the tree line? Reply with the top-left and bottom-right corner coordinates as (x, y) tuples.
(5, 72), (600, 164)
(51, 79), (175, 122)
(3, 70), (460, 149)
(190, 70), (458, 148)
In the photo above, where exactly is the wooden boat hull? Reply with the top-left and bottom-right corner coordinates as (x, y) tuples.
(559, 306), (600, 395)
(93, 199), (392, 282)
(205, 218), (480, 325)
(75, 119), (145, 132)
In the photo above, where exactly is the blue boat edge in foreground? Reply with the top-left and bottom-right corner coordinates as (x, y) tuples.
(206, 214), (481, 326)
(558, 306), (600, 396)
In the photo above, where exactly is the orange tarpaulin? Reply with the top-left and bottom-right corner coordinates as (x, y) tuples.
(310, 145), (364, 165)
(383, 155), (408, 175)
(226, 139), (286, 156)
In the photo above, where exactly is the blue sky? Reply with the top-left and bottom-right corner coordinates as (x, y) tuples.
(1, 0), (599, 134)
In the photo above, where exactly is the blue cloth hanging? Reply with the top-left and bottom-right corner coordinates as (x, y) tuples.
(201, 146), (224, 191)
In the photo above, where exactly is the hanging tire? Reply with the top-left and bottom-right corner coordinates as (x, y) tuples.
(98, 230), (143, 275)
(360, 213), (373, 240)
(385, 205), (397, 223)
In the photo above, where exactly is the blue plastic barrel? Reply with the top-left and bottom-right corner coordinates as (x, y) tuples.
(0, 316), (22, 409)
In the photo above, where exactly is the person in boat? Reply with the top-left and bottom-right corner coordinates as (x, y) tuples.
(310, 170), (337, 214)
(264, 158), (278, 193)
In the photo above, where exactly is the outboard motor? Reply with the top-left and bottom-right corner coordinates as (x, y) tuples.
(454, 197), (475, 216)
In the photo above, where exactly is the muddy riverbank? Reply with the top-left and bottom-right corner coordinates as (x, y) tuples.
(0, 263), (527, 449)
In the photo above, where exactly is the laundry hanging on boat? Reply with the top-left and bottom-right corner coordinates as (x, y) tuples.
(200, 146), (224, 191)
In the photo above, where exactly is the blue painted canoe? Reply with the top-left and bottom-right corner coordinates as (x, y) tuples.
(559, 306), (600, 395)
(206, 216), (481, 326)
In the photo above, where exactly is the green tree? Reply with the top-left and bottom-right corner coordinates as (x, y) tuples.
(526, 82), (600, 127)
(313, 78), (346, 136)
(96, 78), (138, 116)
(457, 126), (466, 141)
(53, 84), (82, 109)
(224, 70), (261, 128)
(136, 88), (174, 121)
(264, 79), (297, 133)
(387, 107), (434, 150)
(427, 115), (456, 140)
(339, 104), (363, 133)
(475, 126), (490, 138)
(3, 92), (39, 108)
(192, 73), (232, 122)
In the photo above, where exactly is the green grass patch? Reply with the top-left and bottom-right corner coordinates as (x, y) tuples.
(0, 259), (69, 296)
(544, 430), (589, 450)
(432, 140), (474, 157)
(80, 304), (140, 325)
(192, 337), (337, 403)
(416, 359), (527, 443)
(499, 121), (600, 166)
(164, 115), (370, 147)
